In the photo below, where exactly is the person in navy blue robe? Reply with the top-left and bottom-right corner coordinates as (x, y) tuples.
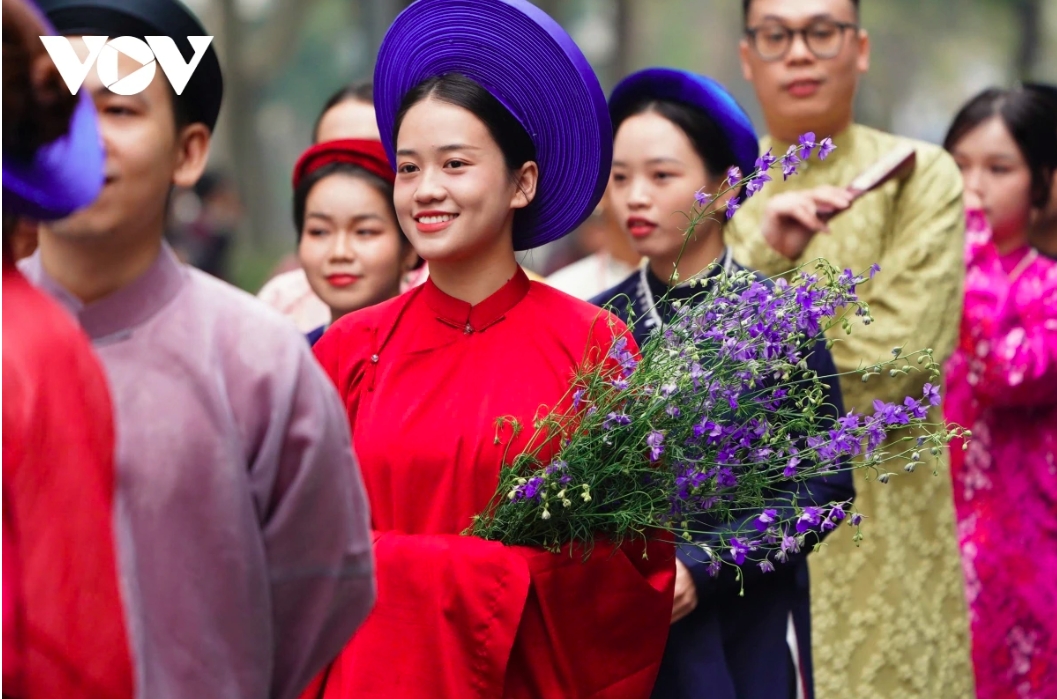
(591, 68), (855, 699)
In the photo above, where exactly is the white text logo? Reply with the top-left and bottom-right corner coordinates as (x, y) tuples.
(39, 35), (213, 96)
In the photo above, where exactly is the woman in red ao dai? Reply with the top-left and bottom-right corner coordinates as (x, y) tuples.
(305, 1), (676, 696)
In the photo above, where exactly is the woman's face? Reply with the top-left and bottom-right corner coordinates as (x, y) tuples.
(298, 172), (411, 319)
(952, 115), (1035, 250)
(609, 111), (720, 265)
(393, 97), (536, 264)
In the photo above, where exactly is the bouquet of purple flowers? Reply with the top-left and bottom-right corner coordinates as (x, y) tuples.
(470, 135), (963, 577)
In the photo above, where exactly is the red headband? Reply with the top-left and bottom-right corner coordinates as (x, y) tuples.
(292, 139), (395, 190)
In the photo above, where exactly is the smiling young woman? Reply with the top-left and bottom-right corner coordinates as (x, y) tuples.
(305, 1), (676, 697)
(591, 68), (851, 699)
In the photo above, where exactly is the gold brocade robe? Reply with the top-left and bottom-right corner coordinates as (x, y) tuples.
(727, 124), (973, 698)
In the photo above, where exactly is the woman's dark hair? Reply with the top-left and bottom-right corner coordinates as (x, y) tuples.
(944, 86), (1057, 209)
(392, 73), (536, 175)
(293, 162), (394, 237)
(612, 97), (739, 184)
(311, 81), (374, 143)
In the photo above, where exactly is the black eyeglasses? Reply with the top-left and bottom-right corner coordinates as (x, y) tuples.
(745, 19), (859, 62)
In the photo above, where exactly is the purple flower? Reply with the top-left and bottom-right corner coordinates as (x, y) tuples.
(798, 131), (817, 157)
(707, 559), (722, 578)
(544, 459), (568, 475)
(822, 504), (846, 531)
(603, 412), (631, 430)
(726, 196), (741, 220)
(838, 413), (861, 431)
(817, 137), (836, 160)
(756, 149), (776, 171)
(611, 377), (629, 391)
(850, 513), (864, 526)
(795, 506), (822, 533)
(666, 404), (681, 419)
(903, 396), (928, 420)
(781, 145), (801, 180)
(647, 430), (665, 462)
(869, 262), (881, 279)
(572, 388), (585, 409)
(730, 537), (751, 565)
(693, 418), (722, 442)
(715, 468), (737, 489)
(694, 190), (712, 207)
(873, 399), (909, 426)
(923, 383), (941, 406)
(745, 171), (772, 198)
(758, 558), (775, 573)
(726, 166), (742, 187)
(689, 362), (705, 388)
(517, 476), (544, 502)
(784, 453), (801, 478)
(755, 508), (779, 532)
(608, 336), (638, 375)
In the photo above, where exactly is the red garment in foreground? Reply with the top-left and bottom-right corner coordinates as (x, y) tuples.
(310, 268), (675, 699)
(2, 261), (133, 699)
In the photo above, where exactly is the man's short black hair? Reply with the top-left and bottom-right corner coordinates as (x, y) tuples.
(742, 0), (860, 24)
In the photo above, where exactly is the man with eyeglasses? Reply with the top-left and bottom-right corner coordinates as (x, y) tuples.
(726, 1), (973, 699)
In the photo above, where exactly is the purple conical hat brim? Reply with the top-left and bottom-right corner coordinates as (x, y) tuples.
(2, 8), (104, 221)
(609, 68), (759, 179)
(374, 0), (612, 251)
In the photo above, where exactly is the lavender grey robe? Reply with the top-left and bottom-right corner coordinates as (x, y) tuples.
(20, 245), (374, 699)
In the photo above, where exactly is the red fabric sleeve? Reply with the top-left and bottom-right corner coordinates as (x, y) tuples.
(309, 531), (531, 699)
(2, 268), (134, 699)
(504, 535), (675, 699)
(302, 532), (674, 699)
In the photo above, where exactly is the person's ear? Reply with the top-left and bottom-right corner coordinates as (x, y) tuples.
(856, 29), (871, 74)
(510, 161), (539, 210)
(172, 123), (212, 188)
(739, 38), (755, 82)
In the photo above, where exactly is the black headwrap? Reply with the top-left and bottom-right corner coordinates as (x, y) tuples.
(37, 0), (223, 131)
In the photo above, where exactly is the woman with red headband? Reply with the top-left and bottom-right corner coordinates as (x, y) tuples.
(292, 139), (421, 345)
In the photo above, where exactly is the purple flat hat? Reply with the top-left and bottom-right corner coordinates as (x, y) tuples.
(374, 0), (612, 251)
(2, 8), (104, 221)
(609, 68), (759, 179)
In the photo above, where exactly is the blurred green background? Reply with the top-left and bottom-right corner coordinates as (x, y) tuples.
(179, 0), (1057, 291)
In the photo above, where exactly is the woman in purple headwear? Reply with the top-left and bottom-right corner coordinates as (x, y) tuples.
(592, 68), (851, 699)
(2, 0), (132, 696)
(943, 85), (1057, 699)
(307, 1), (676, 698)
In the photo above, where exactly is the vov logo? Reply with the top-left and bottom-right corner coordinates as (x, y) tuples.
(39, 35), (213, 96)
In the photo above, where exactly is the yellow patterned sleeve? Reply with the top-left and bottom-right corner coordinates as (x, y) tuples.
(830, 145), (966, 406)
